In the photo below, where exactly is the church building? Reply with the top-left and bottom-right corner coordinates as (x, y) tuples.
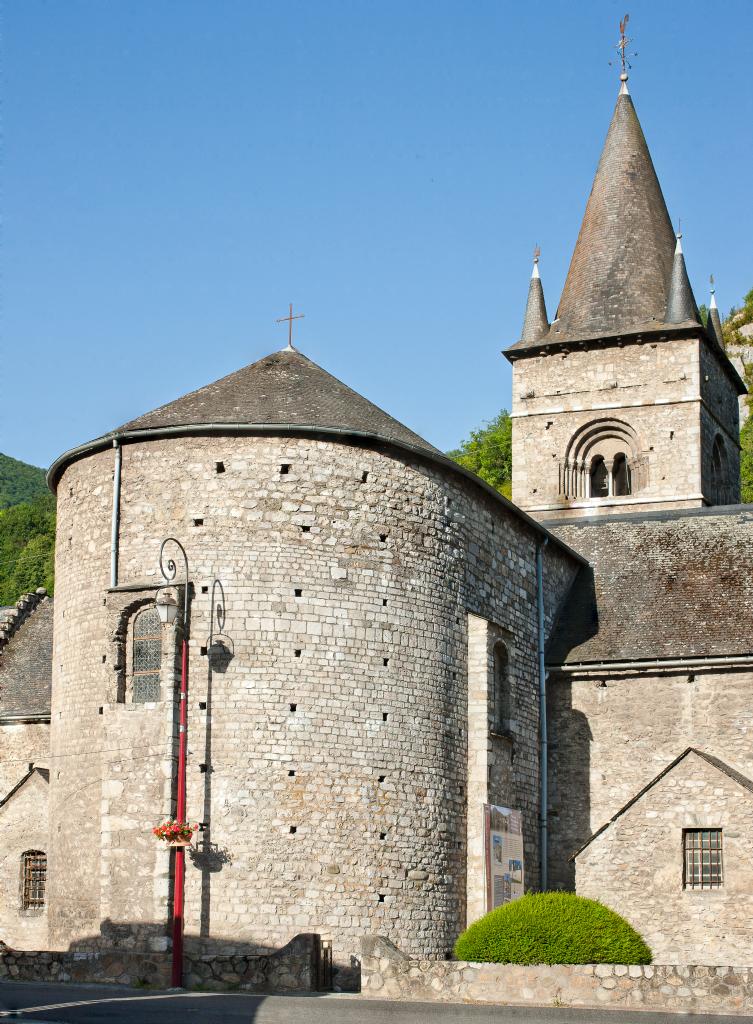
(1, 65), (751, 987)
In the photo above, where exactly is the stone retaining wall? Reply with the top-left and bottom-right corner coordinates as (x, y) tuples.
(360, 936), (753, 1016)
(0, 933), (323, 991)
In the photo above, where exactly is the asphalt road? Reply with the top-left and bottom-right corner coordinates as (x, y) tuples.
(1, 984), (752, 1024)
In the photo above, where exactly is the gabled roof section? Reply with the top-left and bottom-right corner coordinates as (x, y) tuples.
(0, 593), (53, 719)
(116, 348), (441, 456)
(0, 766), (49, 811)
(571, 748), (753, 860)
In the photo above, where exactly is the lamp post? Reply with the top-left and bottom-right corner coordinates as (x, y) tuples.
(156, 537), (190, 989)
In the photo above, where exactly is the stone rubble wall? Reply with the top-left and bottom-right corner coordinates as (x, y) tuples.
(360, 936), (753, 1016)
(0, 933), (322, 991)
(49, 434), (579, 977)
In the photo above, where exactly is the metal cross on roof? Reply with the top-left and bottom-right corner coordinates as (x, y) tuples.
(276, 303), (305, 351)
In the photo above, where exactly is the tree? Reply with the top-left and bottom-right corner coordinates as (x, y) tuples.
(448, 410), (513, 499)
(0, 493), (56, 605)
(741, 413), (753, 504)
(724, 287), (753, 501)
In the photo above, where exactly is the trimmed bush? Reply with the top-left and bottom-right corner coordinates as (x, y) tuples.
(454, 893), (652, 965)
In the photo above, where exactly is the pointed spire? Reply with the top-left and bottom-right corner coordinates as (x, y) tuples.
(552, 85), (677, 342)
(666, 232), (699, 323)
(520, 248), (549, 344)
(706, 275), (726, 349)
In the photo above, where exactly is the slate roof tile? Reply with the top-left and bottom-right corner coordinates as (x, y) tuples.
(0, 597), (53, 718)
(117, 348), (441, 456)
(546, 506), (753, 664)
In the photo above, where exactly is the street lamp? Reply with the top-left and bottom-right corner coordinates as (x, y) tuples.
(157, 537), (190, 989)
(155, 591), (179, 626)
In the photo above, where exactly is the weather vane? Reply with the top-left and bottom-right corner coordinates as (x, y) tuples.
(533, 244), (541, 265)
(610, 13), (638, 79)
(276, 303), (305, 351)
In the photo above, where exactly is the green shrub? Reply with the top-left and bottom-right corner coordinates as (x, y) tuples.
(454, 893), (652, 965)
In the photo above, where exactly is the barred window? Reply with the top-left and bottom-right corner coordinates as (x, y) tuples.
(21, 850), (46, 910)
(684, 829), (723, 890)
(132, 606), (162, 702)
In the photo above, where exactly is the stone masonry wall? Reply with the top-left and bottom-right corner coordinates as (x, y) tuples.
(0, 770), (48, 949)
(49, 434), (579, 984)
(575, 750), (753, 964)
(547, 665), (753, 898)
(700, 404), (740, 505)
(0, 722), (49, 798)
(700, 342), (742, 446)
(360, 936), (753, 1016)
(510, 335), (733, 517)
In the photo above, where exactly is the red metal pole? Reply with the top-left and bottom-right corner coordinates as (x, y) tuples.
(171, 635), (189, 987)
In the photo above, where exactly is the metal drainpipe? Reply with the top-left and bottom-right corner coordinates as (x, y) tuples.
(110, 440), (122, 588)
(536, 537), (549, 892)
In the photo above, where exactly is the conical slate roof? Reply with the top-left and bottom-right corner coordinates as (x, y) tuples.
(508, 85), (686, 354)
(707, 289), (726, 350)
(519, 260), (549, 344)
(116, 347), (441, 455)
(666, 235), (699, 324)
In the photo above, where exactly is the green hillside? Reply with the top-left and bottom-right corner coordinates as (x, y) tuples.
(0, 493), (56, 605)
(0, 452), (48, 510)
(0, 454), (55, 605)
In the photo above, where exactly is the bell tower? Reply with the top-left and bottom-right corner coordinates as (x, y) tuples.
(504, 74), (745, 520)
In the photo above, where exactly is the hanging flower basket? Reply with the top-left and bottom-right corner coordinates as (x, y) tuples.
(152, 820), (198, 847)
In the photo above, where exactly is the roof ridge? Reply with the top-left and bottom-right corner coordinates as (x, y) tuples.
(0, 590), (50, 655)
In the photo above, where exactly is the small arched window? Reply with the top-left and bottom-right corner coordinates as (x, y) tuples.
(612, 452), (631, 496)
(493, 642), (512, 733)
(132, 606), (162, 703)
(21, 850), (46, 910)
(589, 455), (609, 498)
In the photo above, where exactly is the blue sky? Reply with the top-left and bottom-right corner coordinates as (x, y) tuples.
(3, 0), (752, 469)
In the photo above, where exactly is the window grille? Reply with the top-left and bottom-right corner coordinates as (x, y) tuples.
(683, 829), (723, 890)
(21, 850), (46, 910)
(132, 606), (162, 702)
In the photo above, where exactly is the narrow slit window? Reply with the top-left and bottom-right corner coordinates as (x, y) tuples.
(21, 850), (46, 910)
(684, 829), (723, 889)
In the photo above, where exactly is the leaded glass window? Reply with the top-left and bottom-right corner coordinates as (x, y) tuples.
(132, 606), (162, 702)
(21, 850), (46, 910)
(683, 829), (723, 890)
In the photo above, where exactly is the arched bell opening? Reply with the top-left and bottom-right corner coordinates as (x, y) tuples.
(612, 452), (631, 496)
(589, 455), (609, 498)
